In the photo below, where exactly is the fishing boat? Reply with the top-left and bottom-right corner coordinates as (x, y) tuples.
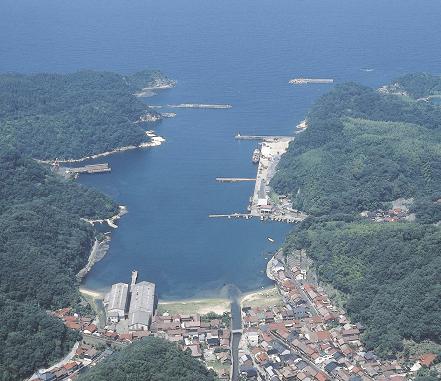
(252, 148), (260, 164)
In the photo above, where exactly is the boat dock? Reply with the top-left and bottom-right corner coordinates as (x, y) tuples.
(208, 213), (302, 223)
(216, 178), (256, 183)
(66, 163), (111, 175)
(235, 134), (293, 141)
(209, 213), (251, 219)
(211, 134), (307, 225)
(166, 103), (232, 109)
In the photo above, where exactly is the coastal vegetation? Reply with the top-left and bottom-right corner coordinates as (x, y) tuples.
(0, 150), (118, 380)
(388, 72), (441, 99)
(0, 70), (170, 160)
(271, 80), (441, 216)
(77, 337), (218, 381)
(274, 74), (441, 358)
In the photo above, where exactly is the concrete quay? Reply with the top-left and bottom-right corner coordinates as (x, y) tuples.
(249, 137), (307, 222)
(210, 134), (307, 224)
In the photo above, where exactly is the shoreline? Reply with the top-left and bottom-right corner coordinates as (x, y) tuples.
(81, 205), (128, 229)
(79, 287), (105, 299)
(37, 132), (165, 164)
(134, 80), (177, 97)
(76, 236), (111, 281)
(239, 285), (282, 309)
(79, 285), (280, 315)
(156, 297), (231, 315)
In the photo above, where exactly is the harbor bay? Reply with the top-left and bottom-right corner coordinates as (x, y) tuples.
(3, 0), (440, 302)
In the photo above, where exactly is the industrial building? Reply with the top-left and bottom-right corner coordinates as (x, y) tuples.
(128, 281), (156, 331)
(104, 283), (129, 323)
(103, 271), (156, 330)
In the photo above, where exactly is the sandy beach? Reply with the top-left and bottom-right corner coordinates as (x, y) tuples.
(240, 285), (282, 309)
(79, 287), (105, 299)
(157, 298), (231, 315)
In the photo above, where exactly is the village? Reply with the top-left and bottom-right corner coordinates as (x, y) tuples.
(31, 252), (439, 381)
(360, 199), (415, 223)
(31, 272), (233, 381)
(237, 250), (437, 381)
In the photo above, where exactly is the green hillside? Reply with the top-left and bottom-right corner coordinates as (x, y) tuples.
(272, 80), (441, 216)
(0, 150), (117, 380)
(77, 337), (218, 381)
(0, 70), (168, 160)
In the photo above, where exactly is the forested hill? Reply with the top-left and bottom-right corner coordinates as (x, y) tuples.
(77, 337), (218, 381)
(0, 69), (171, 160)
(271, 78), (441, 216)
(383, 72), (441, 99)
(0, 150), (118, 380)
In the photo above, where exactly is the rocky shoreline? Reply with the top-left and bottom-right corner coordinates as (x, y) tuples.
(37, 131), (165, 164)
(82, 205), (128, 229)
(77, 236), (111, 281)
(134, 77), (177, 97)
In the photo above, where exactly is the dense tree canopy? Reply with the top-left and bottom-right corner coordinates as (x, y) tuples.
(0, 297), (80, 381)
(272, 80), (441, 216)
(390, 73), (441, 99)
(0, 70), (168, 160)
(77, 337), (218, 381)
(0, 150), (118, 380)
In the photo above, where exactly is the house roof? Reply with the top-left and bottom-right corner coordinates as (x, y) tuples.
(420, 353), (437, 367)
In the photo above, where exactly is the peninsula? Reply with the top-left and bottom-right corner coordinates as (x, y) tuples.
(0, 70), (171, 161)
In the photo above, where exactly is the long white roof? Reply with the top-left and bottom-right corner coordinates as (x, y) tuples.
(128, 281), (155, 326)
(107, 283), (129, 312)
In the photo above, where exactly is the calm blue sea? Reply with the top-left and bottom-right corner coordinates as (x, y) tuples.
(1, 0), (441, 299)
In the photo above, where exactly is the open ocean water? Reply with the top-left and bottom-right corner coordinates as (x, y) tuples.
(1, 0), (441, 299)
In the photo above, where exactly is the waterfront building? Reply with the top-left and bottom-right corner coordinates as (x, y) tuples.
(128, 281), (156, 331)
(257, 180), (268, 206)
(104, 283), (129, 323)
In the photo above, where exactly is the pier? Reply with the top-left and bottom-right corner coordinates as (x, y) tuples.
(208, 213), (302, 223)
(216, 178), (256, 183)
(289, 78), (334, 85)
(166, 103), (232, 109)
(235, 134), (292, 141)
(211, 134), (307, 225)
(209, 213), (252, 219)
(66, 163), (111, 175)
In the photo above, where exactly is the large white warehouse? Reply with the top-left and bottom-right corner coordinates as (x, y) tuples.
(128, 281), (156, 331)
(104, 282), (129, 323)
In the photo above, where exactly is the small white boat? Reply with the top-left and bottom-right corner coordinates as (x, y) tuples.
(267, 237), (275, 243)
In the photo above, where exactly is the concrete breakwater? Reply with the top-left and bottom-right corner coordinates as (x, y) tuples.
(134, 78), (177, 97)
(77, 236), (111, 281)
(82, 205), (128, 229)
(167, 103), (232, 109)
(289, 78), (334, 84)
